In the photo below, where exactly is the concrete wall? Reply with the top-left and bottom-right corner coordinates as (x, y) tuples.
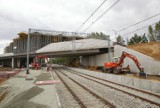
(81, 45), (160, 75)
(68, 67), (160, 94)
(114, 45), (160, 75)
(81, 53), (110, 67)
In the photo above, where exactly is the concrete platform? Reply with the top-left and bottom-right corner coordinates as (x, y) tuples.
(0, 69), (60, 108)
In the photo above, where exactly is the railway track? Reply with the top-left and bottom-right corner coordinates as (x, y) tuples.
(56, 67), (160, 108)
(55, 69), (115, 108)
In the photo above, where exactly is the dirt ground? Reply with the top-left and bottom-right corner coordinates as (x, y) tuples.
(0, 68), (20, 85)
(0, 67), (10, 85)
(0, 67), (12, 71)
(0, 78), (7, 84)
(127, 42), (160, 60)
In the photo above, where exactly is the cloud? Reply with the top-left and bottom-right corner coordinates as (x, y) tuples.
(0, 40), (12, 54)
(0, 0), (160, 54)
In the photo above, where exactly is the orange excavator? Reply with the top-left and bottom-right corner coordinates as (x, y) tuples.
(102, 51), (146, 76)
(31, 55), (48, 69)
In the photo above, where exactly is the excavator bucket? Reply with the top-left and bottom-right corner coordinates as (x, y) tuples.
(139, 68), (146, 78)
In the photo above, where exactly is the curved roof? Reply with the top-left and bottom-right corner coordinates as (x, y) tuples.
(36, 38), (113, 53)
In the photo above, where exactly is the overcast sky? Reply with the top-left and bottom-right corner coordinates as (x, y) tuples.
(0, 0), (160, 54)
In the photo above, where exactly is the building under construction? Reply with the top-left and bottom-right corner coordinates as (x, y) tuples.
(4, 31), (84, 54)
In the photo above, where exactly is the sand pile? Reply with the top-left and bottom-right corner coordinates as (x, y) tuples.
(127, 42), (160, 60)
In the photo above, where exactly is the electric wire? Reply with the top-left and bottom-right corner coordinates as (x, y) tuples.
(122, 22), (157, 37)
(76, 0), (108, 32)
(82, 0), (120, 32)
(117, 12), (160, 33)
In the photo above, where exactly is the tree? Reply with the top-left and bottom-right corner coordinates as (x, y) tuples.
(141, 33), (148, 43)
(148, 25), (156, 41)
(148, 25), (153, 35)
(147, 21), (160, 41)
(155, 21), (160, 31)
(128, 33), (142, 45)
(155, 21), (160, 41)
(116, 35), (125, 45)
(126, 21), (160, 44)
(87, 32), (108, 40)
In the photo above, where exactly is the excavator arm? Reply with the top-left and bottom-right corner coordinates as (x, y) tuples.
(117, 51), (144, 73)
(36, 55), (48, 63)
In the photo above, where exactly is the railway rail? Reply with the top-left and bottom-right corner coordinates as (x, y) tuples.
(55, 67), (160, 108)
(55, 69), (115, 108)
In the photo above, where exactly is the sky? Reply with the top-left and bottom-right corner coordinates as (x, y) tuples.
(0, 0), (160, 54)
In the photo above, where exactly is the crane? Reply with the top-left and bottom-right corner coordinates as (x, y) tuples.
(102, 51), (145, 76)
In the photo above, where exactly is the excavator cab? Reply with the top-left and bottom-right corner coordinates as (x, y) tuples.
(113, 57), (119, 63)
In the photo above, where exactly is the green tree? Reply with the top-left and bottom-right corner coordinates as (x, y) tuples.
(116, 35), (125, 45)
(148, 25), (153, 35)
(147, 22), (160, 41)
(87, 32), (108, 40)
(155, 21), (160, 31)
(49, 56), (79, 66)
(141, 33), (148, 43)
(128, 33), (142, 45)
(155, 21), (160, 40)
(148, 25), (156, 41)
(132, 33), (141, 43)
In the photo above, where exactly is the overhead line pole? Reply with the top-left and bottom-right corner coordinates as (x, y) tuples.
(26, 28), (31, 74)
(107, 35), (111, 62)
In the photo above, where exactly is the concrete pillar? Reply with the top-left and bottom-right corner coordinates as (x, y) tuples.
(81, 56), (89, 67)
(12, 58), (14, 69)
(17, 59), (20, 68)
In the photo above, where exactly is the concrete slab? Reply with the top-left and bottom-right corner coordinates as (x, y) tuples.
(151, 81), (160, 93)
(0, 70), (59, 108)
(68, 67), (160, 94)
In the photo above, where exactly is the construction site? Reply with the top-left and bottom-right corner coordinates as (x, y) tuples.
(0, 0), (160, 108)
(0, 28), (160, 108)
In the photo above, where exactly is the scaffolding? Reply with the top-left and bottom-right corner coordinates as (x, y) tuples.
(4, 29), (89, 54)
